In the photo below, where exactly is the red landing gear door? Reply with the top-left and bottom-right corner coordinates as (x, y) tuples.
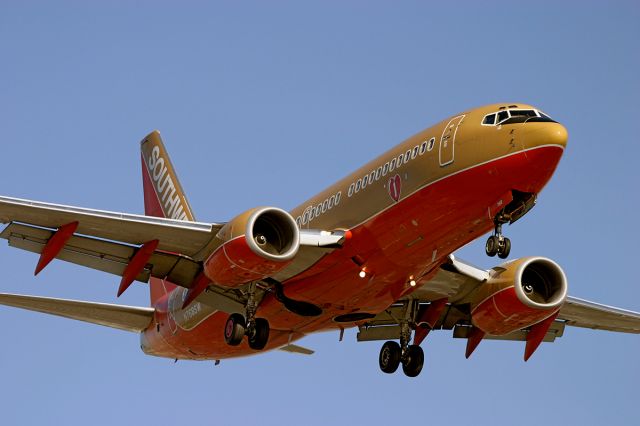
(488, 191), (514, 220)
(439, 115), (465, 167)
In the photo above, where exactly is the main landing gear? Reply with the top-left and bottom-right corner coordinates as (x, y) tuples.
(223, 283), (270, 350)
(485, 222), (511, 259)
(378, 302), (425, 378)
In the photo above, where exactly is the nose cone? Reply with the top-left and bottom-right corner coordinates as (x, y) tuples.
(521, 122), (568, 150)
(546, 123), (568, 148)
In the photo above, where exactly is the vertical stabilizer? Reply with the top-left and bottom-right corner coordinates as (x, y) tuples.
(140, 131), (195, 303)
(140, 131), (196, 221)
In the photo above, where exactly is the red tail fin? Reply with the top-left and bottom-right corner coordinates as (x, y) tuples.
(140, 130), (195, 304)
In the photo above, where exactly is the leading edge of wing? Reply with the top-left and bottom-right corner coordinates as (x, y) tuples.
(559, 296), (640, 334)
(0, 293), (154, 333)
(0, 195), (223, 257)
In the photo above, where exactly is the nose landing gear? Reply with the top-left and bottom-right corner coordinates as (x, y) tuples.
(484, 190), (538, 259)
(485, 223), (511, 259)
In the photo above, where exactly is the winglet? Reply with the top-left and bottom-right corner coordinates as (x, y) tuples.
(34, 221), (79, 275)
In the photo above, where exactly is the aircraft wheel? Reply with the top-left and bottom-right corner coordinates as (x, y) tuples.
(498, 237), (511, 259)
(485, 236), (499, 257)
(402, 345), (424, 378)
(224, 313), (246, 346)
(379, 341), (401, 374)
(248, 318), (270, 350)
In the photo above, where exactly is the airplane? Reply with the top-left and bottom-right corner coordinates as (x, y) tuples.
(0, 103), (638, 378)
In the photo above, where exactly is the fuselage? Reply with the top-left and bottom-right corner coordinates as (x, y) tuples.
(141, 103), (568, 360)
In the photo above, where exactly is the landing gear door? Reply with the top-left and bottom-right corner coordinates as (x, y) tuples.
(439, 115), (465, 167)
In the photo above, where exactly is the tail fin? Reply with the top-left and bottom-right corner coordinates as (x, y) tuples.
(140, 130), (196, 221)
(140, 130), (196, 304)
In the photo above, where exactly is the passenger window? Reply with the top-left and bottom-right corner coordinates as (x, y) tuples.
(482, 114), (496, 125)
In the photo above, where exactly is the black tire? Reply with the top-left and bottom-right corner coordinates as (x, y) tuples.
(498, 237), (511, 259)
(248, 318), (270, 350)
(485, 236), (499, 257)
(402, 345), (424, 378)
(224, 313), (246, 346)
(379, 341), (401, 374)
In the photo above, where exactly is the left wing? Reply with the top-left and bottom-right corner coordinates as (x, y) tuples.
(559, 296), (640, 333)
(357, 255), (640, 345)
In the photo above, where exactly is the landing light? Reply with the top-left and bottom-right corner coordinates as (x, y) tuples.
(358, 269), (367, 279)
(409, 276), (417, 287)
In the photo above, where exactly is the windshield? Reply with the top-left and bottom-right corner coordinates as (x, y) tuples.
(482, 108), (557, 126)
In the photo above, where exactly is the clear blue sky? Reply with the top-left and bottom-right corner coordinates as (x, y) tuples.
(1, 1), (639, 425)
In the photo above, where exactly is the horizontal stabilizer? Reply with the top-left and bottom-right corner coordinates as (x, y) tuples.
(278, 344), (315, 355)
(0, 293), (154, 333)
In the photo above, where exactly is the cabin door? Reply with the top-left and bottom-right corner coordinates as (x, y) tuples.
(439, 115), (465, 167)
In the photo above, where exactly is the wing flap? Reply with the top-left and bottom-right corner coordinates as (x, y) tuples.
(451, 322), (565, 342)
(559, 296), (640, 334)
(1, 222), (201, 288)
(0, 196), (221, 257)
(0, 293), (154, 332)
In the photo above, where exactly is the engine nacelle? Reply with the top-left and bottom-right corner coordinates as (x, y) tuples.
(470, 257), (567, 335)
(203, 207), (300, 287)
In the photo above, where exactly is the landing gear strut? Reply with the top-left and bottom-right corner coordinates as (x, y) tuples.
(378, 301), (425, 377)
(485, 222), (511, 259)
(223, 283), (270, 350)
(485, 190), (539, 259)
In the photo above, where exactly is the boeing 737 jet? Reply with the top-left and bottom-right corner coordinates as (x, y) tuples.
(0, 103), (638, 377)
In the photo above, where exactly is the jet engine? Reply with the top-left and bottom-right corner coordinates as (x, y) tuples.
(203, 207), (300, 287)
(470, 257), (567, 335)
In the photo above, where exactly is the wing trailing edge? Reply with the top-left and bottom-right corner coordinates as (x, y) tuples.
(0, 293), (154, 333)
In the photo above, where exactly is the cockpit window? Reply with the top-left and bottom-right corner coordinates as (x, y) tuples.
(499, 109), (538, 124)
(497, 111), (509, 123)
(509, 110), (538, 118)
(481, 108), (557, 126)
(482, 114), (496, 125)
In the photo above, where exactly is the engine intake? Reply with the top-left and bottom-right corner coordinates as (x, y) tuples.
(470, 257), (567, 335)
(203, 207), (300, 287)
(515, 258), (567, 309)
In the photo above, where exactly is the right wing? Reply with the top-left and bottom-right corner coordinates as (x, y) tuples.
(0, 195), (221, 258)
(0, 196), (347, 290)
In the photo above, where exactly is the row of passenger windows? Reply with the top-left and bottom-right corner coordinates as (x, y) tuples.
(347, 137), (436, 197)
(482, 109), (555, 126)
